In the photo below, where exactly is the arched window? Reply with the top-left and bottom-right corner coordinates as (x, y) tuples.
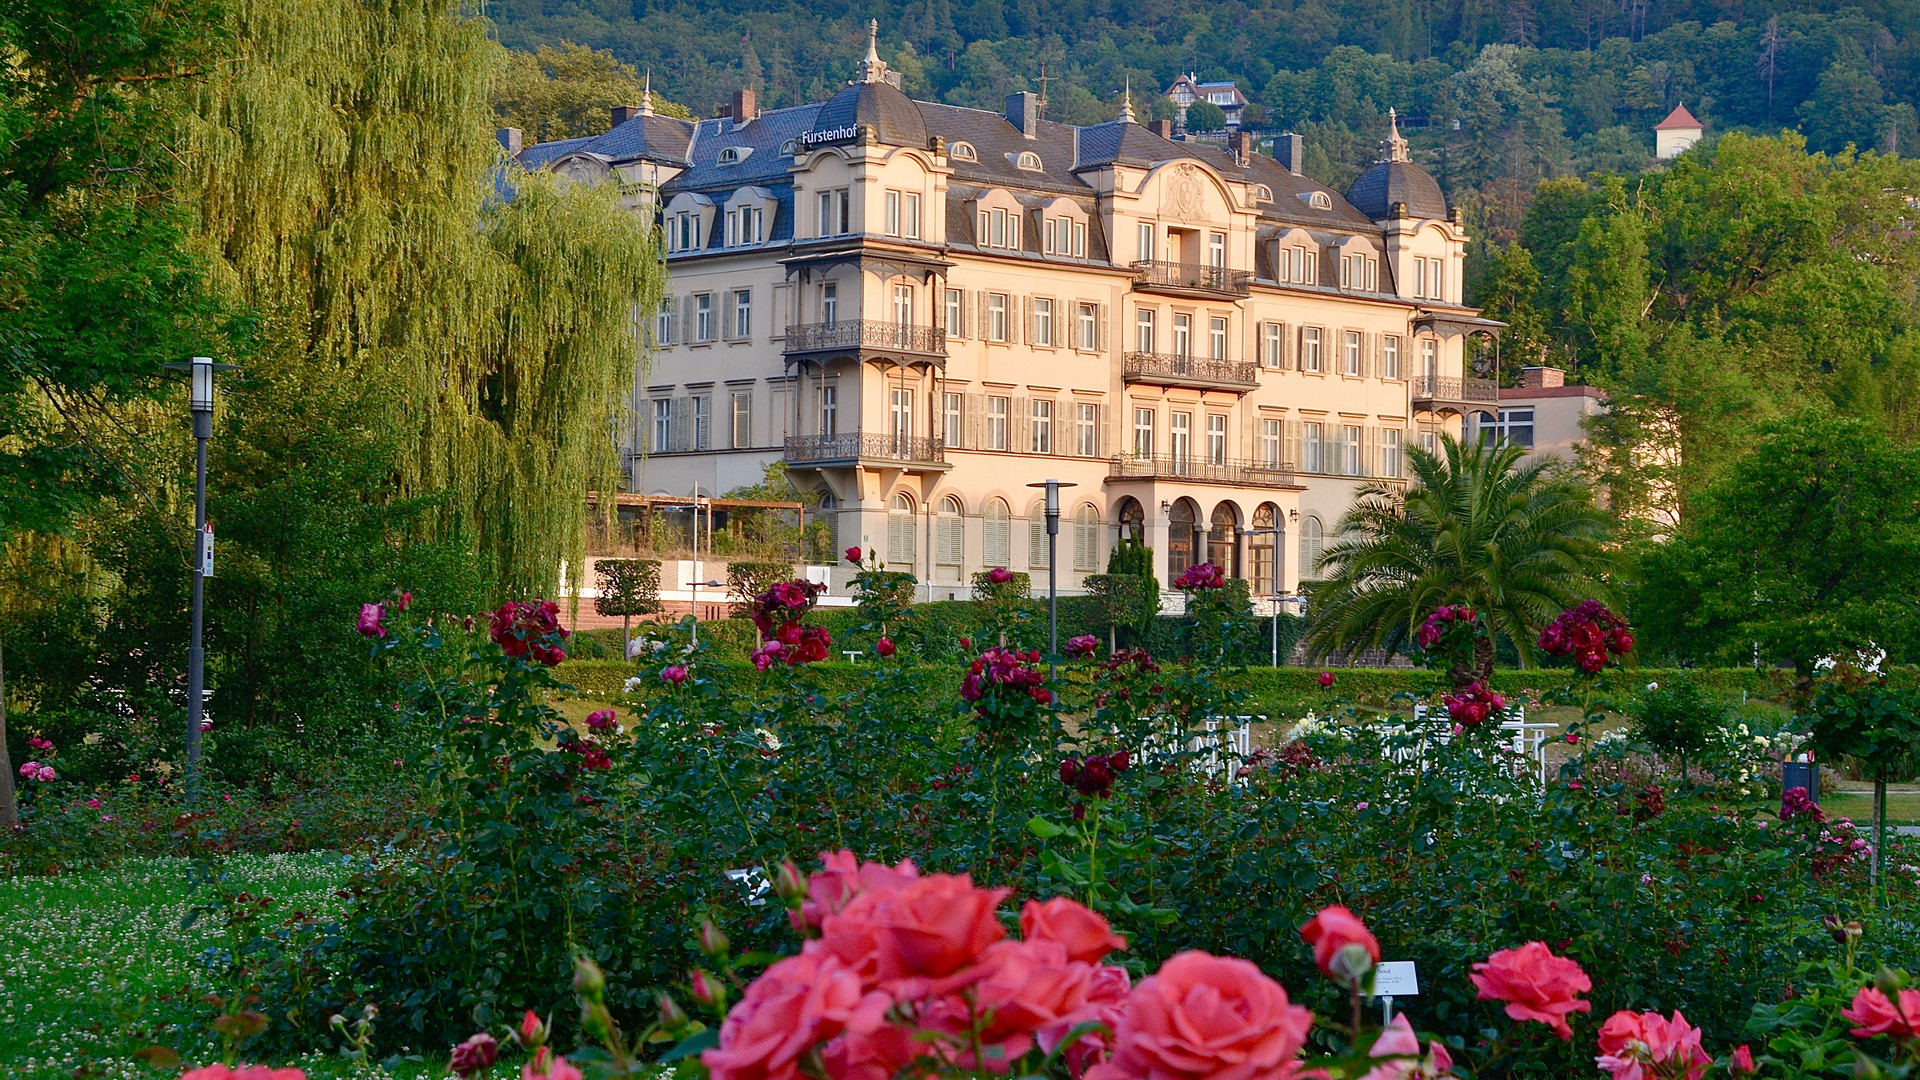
(950, 141), (978, 161)
(1250, 504), (1280, 596)
(1208, 503), (1240, 578)
(1027, 500), (1050, 569)
(1116, 497), (1145, 544)
(937, 497), (964, 570)
(1298, 516), (1324, 581)
(817, 491), (838, 555)
(1309, 191), (1332, 209)
(888, 494), (916, 569)
(1072, 504), (1102, 572)
(1016, 151), (1042, 171)
(983, 498), (1012, 568)
(1167, 499), (1199, 583)
(1252, 184), (1272, 202)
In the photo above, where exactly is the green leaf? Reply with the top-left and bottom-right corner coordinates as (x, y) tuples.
(1026, 816), (1068, 839)
(661, 1026), (719, 1063)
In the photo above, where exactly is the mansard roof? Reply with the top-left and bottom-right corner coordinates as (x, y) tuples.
(815, 78), (928, 150)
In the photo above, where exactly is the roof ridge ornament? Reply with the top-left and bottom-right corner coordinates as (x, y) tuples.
(1120, 76), (1136, 124)
(858, 19), (888, 84)
(1381, 107), (1410, 163)
(640, 68), (654, 117)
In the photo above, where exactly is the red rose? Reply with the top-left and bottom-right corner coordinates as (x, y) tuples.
(1469, 942), (1592, 1040)
(1085, 951), (1314, 1080)
(877, 637), (896, 658)
(1297, 905), (1379, 985)
(845, 547), (863, 563)
(1021, 897), (1128, 964)
(1318, 672), (1335, 688)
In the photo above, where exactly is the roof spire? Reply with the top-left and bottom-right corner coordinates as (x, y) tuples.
(1120, 76), (1136, 123)
(640, 68), (654, 116)
(857, 18), (888, 84)
(1381, 106), (1410, 163)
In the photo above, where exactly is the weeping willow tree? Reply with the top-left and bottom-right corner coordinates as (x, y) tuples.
(178, 0), (663, 598)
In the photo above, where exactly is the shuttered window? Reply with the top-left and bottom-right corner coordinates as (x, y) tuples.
(1028, 501), (1050, 569)
(936, 499), (964, 567)
(888, 495), (916, 569)
(983, 499), (1012, 567)
(1072, 504), (1101, 572)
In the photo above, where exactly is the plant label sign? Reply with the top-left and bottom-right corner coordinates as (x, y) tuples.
(1374, 961), (1419, 997)
(200, 524), (215, 578)
(725, 867), (771, 907)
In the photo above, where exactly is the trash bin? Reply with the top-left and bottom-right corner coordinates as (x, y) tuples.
(1783, 761), (1819, 806)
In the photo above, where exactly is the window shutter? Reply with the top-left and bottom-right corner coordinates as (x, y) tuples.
(942, 515), (964, 566)
(967, 392), (986, 450)
(1295, 326), (1306, 371)
(1096, 302), (1109, 352)
(670, 397), (690, 452)
(1029, 513), (1048, 568)
(1073, 514), (1091, 572)
(1287, 420), (1302, 472)
(978, 292), (990, 340)
(957, 289), (969, 338)
(889, 512), (914, 567)
(1375, 333), (1386, 379)
(1096, 403), (1111, 458)
(1357, 333), (1369, 378)
(1012, 296), (1025, 344)
(1026, 299), (1037, 344)
(1012, 395), (1028, 452)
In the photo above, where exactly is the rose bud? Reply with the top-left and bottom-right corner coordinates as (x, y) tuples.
(1058, 758), (1080, 787)
(572, 955), (607, 997)
(690, 968), (727, 1011)
(514, 1009), (548, 1051)
(774, 860), (806, 902)
(697, 918), (731, 958)
(450, 1032), (500, 1078)
(1729, 1045), (1756, 1076)
(1106, 750), (1130, 773)
(657, 992), (690, 1032)
(845, 546), (862, 563)
(1318, 672), (1335, 688)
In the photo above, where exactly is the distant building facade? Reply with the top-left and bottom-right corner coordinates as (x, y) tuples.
(1164, 74), (1248, 127)
(1655, 104), (1704, 159)
(1481, 366), (1605, 463)
(506, 34), (1500, 598)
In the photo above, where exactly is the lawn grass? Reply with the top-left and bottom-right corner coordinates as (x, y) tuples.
(1819, 789), (1920, 825)
(0, 854), (423, 1080)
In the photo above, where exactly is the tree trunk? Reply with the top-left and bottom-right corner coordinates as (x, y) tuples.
(622, 614), (631, 659)
(1873, 778), (1886, 900)
(0, 640), (16, 830)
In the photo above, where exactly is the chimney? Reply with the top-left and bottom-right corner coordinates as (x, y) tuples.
(1274, 131), (1304, 175)
(1233, 129), (1253, 165)
(1151, 119), (1174, 140)
(496, 127), (523, 156)
(611, 105), (641, 127)
(1006, 91), (1040, 138)
(715, 100), (732, 120)
(1520, 366), (1566, 389)
(732, 87), (757, 123)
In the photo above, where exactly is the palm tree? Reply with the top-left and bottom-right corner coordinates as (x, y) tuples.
(1304, 434), (1617, 680)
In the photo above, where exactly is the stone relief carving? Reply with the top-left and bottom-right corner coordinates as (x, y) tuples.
(1159, 164), (1207, 221)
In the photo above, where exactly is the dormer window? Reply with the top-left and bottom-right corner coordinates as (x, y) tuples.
(950, 141), (977, 161)
(976, 204), (1022, 251)
(717, 146), (752, 166)
(1339, 245), (1379, 292)
(1300, 191), (1332, 210)
(780, 138), (797, 155)
(1043, 216), (1086, 257)
(1252, 184), (1272, 202)
(666, 211), (698, 253)
(1276, 239), (1317, 285)
(1014, 151), (1042, 171)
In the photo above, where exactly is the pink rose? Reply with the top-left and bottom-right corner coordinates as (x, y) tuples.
(180, 1067), (307, 1080)
(515, 1009), (547, 1050)
(356, 602), (387, 638)
(1298, 905), (1380, 986)
(791, 850), (920, 935)
(450, 1033), (499, 1077)
(1595, 1010), (1709, 1080)
(988, 567), (1013, 584)
(819, 1022), (918, 1080)
(1067, 635), (1100, 658)
(662, 665), (689, 685)
(949, 939), (1107, 1066)
(1842, 986), (1920, 1040)
(1729, 1045), (1756, 1075)
(1021, 897), (1128, 964)
(1469, 942), (1592, 1040)
(1085, 951), (1314, 1080)
(1358, 1014), (1453, 1080)
(817, 872), (1010, 996)
(702, 951), (890, 1080)
(86, 798), (102, 809)
(34, 765), (54, 782)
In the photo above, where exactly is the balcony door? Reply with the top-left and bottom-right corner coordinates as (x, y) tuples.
(1172, 314), (1191, 360)
(890, 387), (915, 450)
(1169, 412), (1191, 474)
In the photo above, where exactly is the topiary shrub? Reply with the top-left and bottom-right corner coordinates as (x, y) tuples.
(593, 559), (660, 654)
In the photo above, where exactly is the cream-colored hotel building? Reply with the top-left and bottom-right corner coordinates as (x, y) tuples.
(509, 31), (1500, 600)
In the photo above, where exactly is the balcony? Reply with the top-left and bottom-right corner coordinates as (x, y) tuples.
(1123, 351), (1260, 393)
(783, 320), (946, 365)
(1107, 455), (1300, 489)
(1410, 375), (1499, 408)
(784, 431), (949, 471)
(1130, 260), (1253, 299)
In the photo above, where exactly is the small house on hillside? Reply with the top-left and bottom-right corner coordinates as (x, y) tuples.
(1655, 104), (1703, 159)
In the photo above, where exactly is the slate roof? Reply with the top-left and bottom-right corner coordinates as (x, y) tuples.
(815, 79), (928, 151)
(1346, 159), (1449, 221)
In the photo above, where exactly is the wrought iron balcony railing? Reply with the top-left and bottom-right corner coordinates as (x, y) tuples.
(784, 431), (947, 467)
(1107, 454), (1297, 488)
(1122, 351), (1260, 391)
(1410, 374), (1499, 404)
(783, 320), (946, 357)
(1130, 260), (1254, 297)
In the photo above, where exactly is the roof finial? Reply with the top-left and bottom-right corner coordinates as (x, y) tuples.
(1120, 76), (1136, 123)
(1381, 106), (1410, 163)
(640, 68), (654, 116)
(858, 18), (888, 83)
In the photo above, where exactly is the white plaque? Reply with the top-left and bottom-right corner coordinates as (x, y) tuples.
(200, 524), (215, 578)
(1374, 960), (1419, 997)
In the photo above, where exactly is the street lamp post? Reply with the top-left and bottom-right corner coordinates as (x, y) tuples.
(162, 355), (236, 804)
(1026, 479), (1076, 681)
